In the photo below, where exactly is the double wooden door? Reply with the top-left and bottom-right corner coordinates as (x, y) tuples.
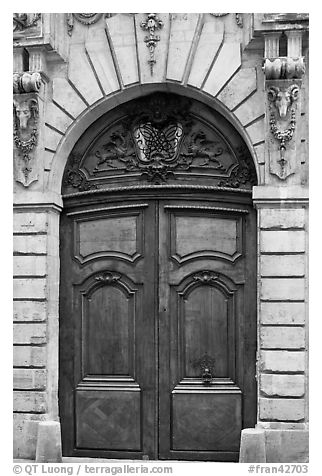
(59, 195), (257, 461)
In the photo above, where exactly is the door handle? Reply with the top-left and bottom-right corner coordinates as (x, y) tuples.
(192, 353), (216, 385)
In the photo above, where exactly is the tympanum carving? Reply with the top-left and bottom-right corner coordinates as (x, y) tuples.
(63, 94), (257, 192)
(13, 95), (39, 186)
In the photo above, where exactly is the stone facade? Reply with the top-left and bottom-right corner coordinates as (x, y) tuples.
(13, 13), (309, 462)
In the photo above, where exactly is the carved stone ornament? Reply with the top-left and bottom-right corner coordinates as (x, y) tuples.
(66, 13), (116, 35)
(13, 13), (41, 32)
(140, 13), (163, 75)
(210, 13), (243, 27)
(13, 94), (39, 186)
(266, 80), (301, 180)
(263, 57), (305, 80)
(13, 72), (42, 94)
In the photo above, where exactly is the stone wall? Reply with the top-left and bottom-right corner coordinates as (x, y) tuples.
(13, 13), (309, 461)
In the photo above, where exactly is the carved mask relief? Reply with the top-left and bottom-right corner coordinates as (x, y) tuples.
(62, 93), (257, 193)
(13, 95), (39, 187)
(266, 81), (300, 179)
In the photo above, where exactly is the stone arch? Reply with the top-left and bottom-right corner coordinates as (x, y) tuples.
(48, 82), (261, 195)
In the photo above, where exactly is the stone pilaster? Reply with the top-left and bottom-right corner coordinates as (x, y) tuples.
(13, 194), (62, 458)
(253, 185), (308, 430)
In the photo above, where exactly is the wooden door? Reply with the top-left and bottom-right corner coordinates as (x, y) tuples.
(158, 198), (257, 461)
(59, 200), (159, 459)
(59, 194), (256, 461)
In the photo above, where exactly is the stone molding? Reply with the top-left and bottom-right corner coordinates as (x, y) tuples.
(252, 185), (309, 207)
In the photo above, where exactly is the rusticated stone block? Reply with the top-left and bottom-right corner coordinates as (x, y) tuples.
(259, 398), (305, 421)
(14, 256), (47, 277)
(260, 208), (305, 229)
(13, 278), (47, 299)
(260, 255), (305, 277)
(13, 369), (47, 390)
(14, 235), (47, 254)
(13, 345), (46, 367)
(14, 212), (48, 233)
(260, 374), (305, 397)
(260, 327), (305, 349)
(13, 300), (47, 322)
(13, 323), (47, 345)
(260, 230), (305, 253)
(260, 350), (306, 372)
(260, 302), (305, 325)
(13, 391), (47, 413)
(261, 278), (305, 301)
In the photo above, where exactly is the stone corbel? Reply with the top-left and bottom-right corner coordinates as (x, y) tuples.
(13, 90), (42, 187)
(265, 79), (302, 180)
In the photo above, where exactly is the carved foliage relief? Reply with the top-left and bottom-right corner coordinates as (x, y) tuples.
(62, 94), (257, 193)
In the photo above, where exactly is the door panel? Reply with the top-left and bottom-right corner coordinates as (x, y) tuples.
(60, 195), (256, 461)
(158, 199), (256, 461)
(60, 201), (157, 458)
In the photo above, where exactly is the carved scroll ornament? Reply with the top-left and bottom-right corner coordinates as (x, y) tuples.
(263, 57), (305, 80)
(13, 96), (39, 186)
(13, 72), (42, 94)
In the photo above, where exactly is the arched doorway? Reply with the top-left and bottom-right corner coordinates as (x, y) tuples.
(59, 92), (258, 461)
